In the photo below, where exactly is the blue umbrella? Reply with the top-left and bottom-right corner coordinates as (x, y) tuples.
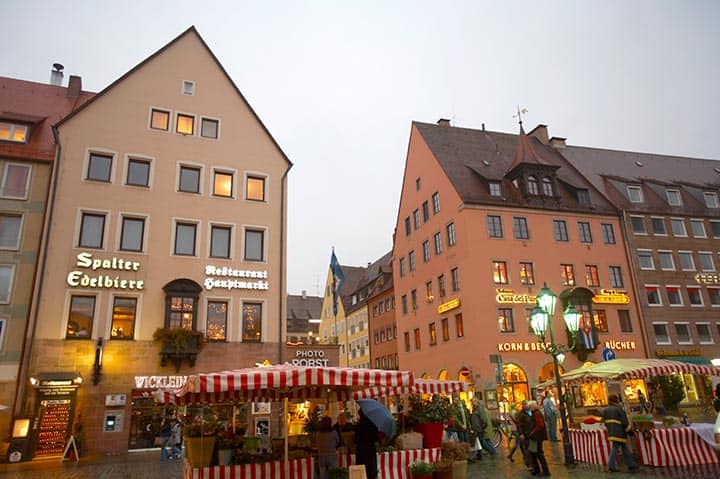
(357, 399), (396, 437)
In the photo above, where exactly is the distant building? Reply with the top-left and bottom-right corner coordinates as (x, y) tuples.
(287, 291), (322, 344)
(366, 258), (397, 369)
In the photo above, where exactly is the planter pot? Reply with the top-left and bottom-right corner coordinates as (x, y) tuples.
(412, 474), (433, 479)
(451, 460), (467, 479)
(434, 469), (453, 479)
(185, 436), (216, 467)
(217, 448), (233, 465)
(415, 422), (444, 449)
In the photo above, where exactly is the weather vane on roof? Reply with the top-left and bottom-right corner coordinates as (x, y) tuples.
(513, 106), (528, 129)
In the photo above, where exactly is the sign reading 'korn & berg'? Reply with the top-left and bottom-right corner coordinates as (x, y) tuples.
(67, 252), (144, 290)
(204, 265), (269, 291)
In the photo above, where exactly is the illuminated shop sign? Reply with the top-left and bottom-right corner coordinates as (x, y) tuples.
(290, 349), (330, 367)
(592, 289), (630, 305)
(204, 265), (269, 291)
(497, 341), (549, 352)
(656, 348), (701, 357)
(604, 340), (636, 350)
(67, 252), (144, 290)
(134, 375), (188, 389)
(695, 273), (720, 284)
(437, 298), (461, 314)
(495, 289), (536, 304)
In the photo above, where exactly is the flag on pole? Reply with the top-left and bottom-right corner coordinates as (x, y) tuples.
(330, 249), (344, 316)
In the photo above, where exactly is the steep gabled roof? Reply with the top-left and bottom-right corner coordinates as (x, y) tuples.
(54, 26), (291, 168)
(287, 294), (322, 320)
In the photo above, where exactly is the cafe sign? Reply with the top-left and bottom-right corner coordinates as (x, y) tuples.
(592, 289), (630, 305)
(656, 348), (701, 357)
(204, 265), (269, 291)
(437, 298), (461, 314)
(695, 273), (720, 285)
(497, 341), (549, 352)
(496, 289), (536, 304)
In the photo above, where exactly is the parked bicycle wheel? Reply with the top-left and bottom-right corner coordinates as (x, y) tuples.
(492, 427), (502, 449)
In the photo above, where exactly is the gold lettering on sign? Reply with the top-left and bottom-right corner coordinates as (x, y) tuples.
(604, 340), (636, 351)
(495, 289), (537, 304)
(497, 341), (549, 352)
(656, 348), (701, 357)
(437, 298), (461, 314)
(592, 289), (630, 305)
(695, 273), (720, 284)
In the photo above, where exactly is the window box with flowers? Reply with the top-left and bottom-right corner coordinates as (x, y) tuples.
(153, 327), (206, 372)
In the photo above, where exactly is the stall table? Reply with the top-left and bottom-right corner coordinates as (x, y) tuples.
(184, 457), (314, 479)
(337, 448), (441, 479)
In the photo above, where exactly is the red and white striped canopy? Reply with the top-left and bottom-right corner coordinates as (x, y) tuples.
(560, 358), (719, 384)
(159, 364), (414, 405)
(352, 378), (470, 399)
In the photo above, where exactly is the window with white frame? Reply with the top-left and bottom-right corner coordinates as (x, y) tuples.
(666, 286), (683, 306)
(711, 220), (720, 238)
(433, 232), (442, 254)
(696, 323), (713, 344)
(627, 185), (643, 203)
(201, 118), (219, 139)
(542, 177), (553, 196)
(0, 122), (28, 143)
(1, 163), (31, 199)
(601, 223), (616, 244)
(79, 212), (105, 248)
(432, 192), (440, 214)
(645, 285), (662, 306)
(653, 323), (670, 344)
(213, 170), (234, 198)
(658, 251), (675, 270)
(678, 251), (695, 271)
(630, 216), (646, 234)
(638, 250), (654, 270)
(174, 222), (197, 256)
(422, 240), (430, 262)
(651, 217), (667, 235)
(86, 152), (112, 182)
(609, 266), (624, 288)
(0, 265), (14, 303)
(704, 191), (719, 208)
(120, 216), (145, 252)
(176, 113), (195, 135)
(698, 252), (715, 271)
(210, 225), (231, 258)
(126, 158), (150, 187)
(150, 108), (170, 130)
(674, 322), (692, 344)
(0, 214), (22, 249)
(690, 219), (706, 238)
(670, 218), (687, 237)
(182, 80), (195, 96)
(666, 189), (682, 206)
(179, 165), (201, 193)
(527, 176), (539, 195)
(447, 222), (456, 247)
(489, 182), (502, 197)
(244, 229), (264, 261)
(709, 288), (720, 306)
(687, 286), (703, 306)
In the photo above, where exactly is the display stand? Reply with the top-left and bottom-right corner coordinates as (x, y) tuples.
(62, 435), (79, 462)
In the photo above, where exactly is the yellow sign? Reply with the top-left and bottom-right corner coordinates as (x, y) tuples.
(592, 289), (630, 304)
(437, 298), (461, 314)
(495, 289), (537, 304)
(497, 341), (549, 352)
(695, 273), (720, 284)
(604, 340), (636, 351)
(656, 348), (701, 357)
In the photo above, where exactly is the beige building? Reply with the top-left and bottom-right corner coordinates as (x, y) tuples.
(19, 27), (291, 457)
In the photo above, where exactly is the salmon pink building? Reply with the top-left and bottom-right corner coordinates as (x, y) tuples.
(393, 119), (647, 407)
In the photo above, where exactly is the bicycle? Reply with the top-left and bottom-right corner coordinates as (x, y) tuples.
(491, 416), (517, 450)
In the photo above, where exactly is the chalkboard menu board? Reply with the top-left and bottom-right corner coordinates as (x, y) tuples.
(35, 399), (72, 455)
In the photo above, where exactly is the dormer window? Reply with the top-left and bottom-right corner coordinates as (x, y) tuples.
(541, 177), (553, 196)
(666, 189), (682, 206)
(0, 122), (28, 143)
(704, 191), (719, 209)
(489, 182), (502, 197)
(627, 185), (643, 203)
(527, 176), (539, 195)
(577, 189), (591, 206)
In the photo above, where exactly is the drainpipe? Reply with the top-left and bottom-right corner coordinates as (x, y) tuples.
(620, 210), (651, 357)
(278, 163), (292, 363)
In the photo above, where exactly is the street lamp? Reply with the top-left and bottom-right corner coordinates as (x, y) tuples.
(530, 282), (581, 466)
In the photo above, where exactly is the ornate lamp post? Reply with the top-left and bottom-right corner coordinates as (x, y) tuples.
(530, 282), (581, 466)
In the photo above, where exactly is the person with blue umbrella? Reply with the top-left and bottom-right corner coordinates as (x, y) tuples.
(356, 399), (397, 479)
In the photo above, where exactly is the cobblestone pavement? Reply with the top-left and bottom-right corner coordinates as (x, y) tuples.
(0, 443), (718, 479)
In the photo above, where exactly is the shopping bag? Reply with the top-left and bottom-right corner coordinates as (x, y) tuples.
(528, 439), (538, 453)
(474, 437), (482, 451)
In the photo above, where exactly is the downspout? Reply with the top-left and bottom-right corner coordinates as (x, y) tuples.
(620, 209), (651, 357)
(278, 163), (292, 363)
(12, 126), (62, 420)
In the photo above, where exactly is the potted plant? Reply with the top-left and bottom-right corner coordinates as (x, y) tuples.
(153, 327), (206, 372)
(182, 407), (219, 467)
(409, 461), (434, 479)
(439, 441), (470, 479)
(408, 395), (451, 448)
(216, 424), (239, 466)
(328, 467), (349, 479)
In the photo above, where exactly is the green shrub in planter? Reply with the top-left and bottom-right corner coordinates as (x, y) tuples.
(410, 461), (434, 476)
(328, 467), (348, 479)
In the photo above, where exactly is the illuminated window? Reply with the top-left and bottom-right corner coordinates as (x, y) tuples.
(498, 308), (515, 333)
(0, 214), (22, 249)
(110, 297), (136, 339)
(242, 303), (262, 342)
(492, 261), (508, 284)
(561, 264), (575, 286)
(167, 296), (195, 329)
(178, 165), (201, 193)
(176, 114), (195, 135)
(441, 318), (449, 341)
(210, 225), (231, 258)
(519, 262), (535, 285)
(126, 158), (150, 187)
(592, 310), (608, 332)
(174, 222), (197, 256)
(428, 322), (437, 345)
(1, 163), (30, 199)
(213, 171), (233, 197)
(120, 217), (144, 252)
(65, 295), (95, 338)
(0, 265), (15, 303)
(201, 118), (219, 139)
(455, 313), (464, 337)
(150, 109), (169, 130)
(207, 301), (228, 341)
(246, 176), (265, 201)
(0, 122), (28, 142)
(87, 153), (112, 182)
(585, 265), (600, 287)
(414, 328), (421, 349)
(79, 213), (105, 248)
(244, 229), (264, 261)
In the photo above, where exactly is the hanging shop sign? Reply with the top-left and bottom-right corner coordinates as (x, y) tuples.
(497, 341), (549, 352)
(67, 252), (144, 290)
(204, 265), (269, 291)
(695, 273), (720, 285)
(604, 340), (636, 351)
(437, 298), (461, 314)
(133, 375), (188, 389)
(592, 289), (630, 304)
(495, 289), (537, 304)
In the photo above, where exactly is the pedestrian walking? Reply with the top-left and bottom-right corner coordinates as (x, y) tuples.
(316, 417), (340, 479)
(506, 402), (523, 462)
(602, 394), (639, 473)
(524, 400), (550, 477)
(542, 391), (559, 442)
(470, 397), (496, 459)
(158, 410), (174, 461)
(637, 389), (649, 414)
(516, 400), (534, 470)
(169, 418), (183, 460)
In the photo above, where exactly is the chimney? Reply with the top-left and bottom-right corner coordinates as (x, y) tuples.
(550, 137), (567, 148)
(301, 290), (307, 299)
(437, 118), (451, 128)
(528, 124), (549, 144)
(50, 63), (64, 86)
(481, 123), (485, 131)
(67, 75), (82, 99)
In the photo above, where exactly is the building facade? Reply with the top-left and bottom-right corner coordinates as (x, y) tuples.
(393, 120), (647, 407)
(367, 262), (397, 370)
(17, 28), (291, 457)
(287, 291), (322, 344)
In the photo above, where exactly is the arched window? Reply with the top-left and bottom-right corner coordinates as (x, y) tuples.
(163, 279), (202, 330)
(542, 177), (553, 196)
(527, 176), (539, 195)
(499, 363), (530, 408)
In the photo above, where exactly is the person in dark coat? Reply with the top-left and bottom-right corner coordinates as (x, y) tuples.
(602, 394), (639, 473)
(516, 400), (534, 470)
(524, 400), (550, 477)
(355, 409), (378, 479)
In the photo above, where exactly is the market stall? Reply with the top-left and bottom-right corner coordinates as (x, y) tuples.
(557, 359), (720, 467)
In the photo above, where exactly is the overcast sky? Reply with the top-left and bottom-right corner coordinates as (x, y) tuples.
(3, 1), (719, 296)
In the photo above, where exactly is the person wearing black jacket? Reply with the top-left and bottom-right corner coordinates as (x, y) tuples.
(522, 400), (550, 477)
(602, 394), (639, 473)
(355, 409), (378, 479)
